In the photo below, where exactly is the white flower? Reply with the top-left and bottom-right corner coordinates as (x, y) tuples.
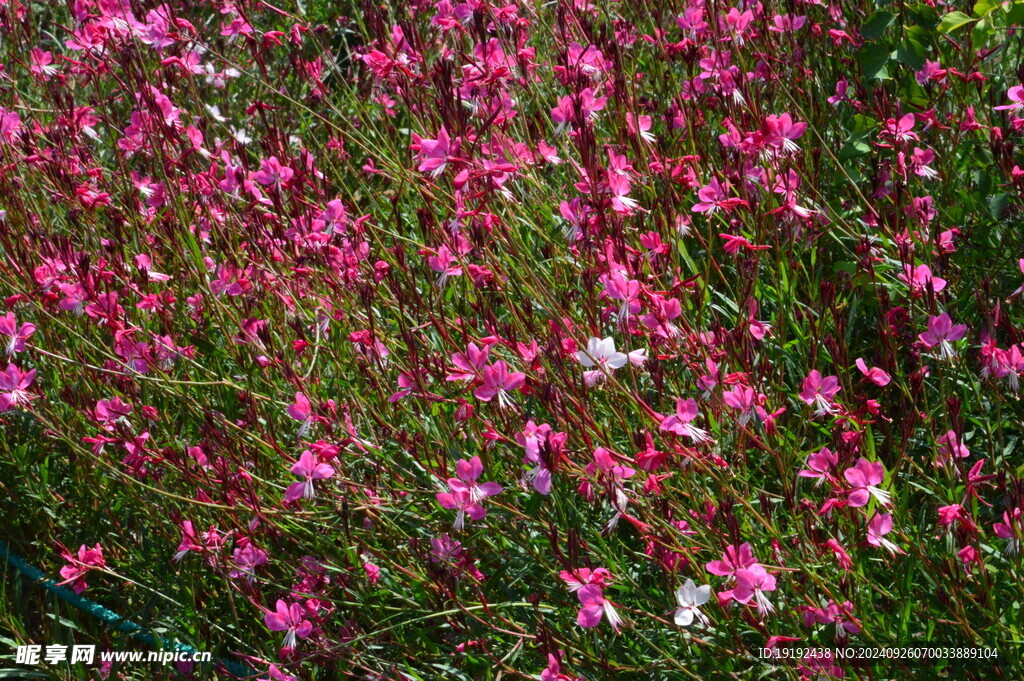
(674, 579), (711, 627)
(577, 336), (628, 370)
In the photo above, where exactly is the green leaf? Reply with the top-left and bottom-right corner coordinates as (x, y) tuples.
(839, 141), (872, 160)
(937, 10), (975, 33)
(1009, 1), (1024, 25)
(857, 43), (892, 80)
(908, 3), (941, 28)
(973, 0), (1000, 17)
(989, 193), (1011, 220)
(861, 11), (896, 40)
(895, 38), (927, 70)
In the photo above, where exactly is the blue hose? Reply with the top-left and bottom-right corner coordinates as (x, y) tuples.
(0, 539), (253, 678)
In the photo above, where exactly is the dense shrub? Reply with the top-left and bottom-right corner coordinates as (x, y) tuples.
(1, 0), (1023, 679)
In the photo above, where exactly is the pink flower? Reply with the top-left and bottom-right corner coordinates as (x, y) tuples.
(936, 430), (970, 464)
(918, 312), (967, 360)
(436, 456), (502, 530)
(447, 342), (490, 382)
(659, 397), (711, 443)
(761, 113), (806, 152)
(866, 513), (904, 554)
(994, 84), (1024, 112)
(0, 363), (36, 412)
(721, 385), (756, 425)
(517, 421), (565, 495)
(706, 543), (757, 577)
(575, 583), (623, 631)
(284, 450), (335, 502)
(882, 113), (918, 143)
(900, 264), (946, 295)
(58, 544), (106, 594)
(559, 567), (612, 592)
(425, 245), (463, 285)
(993, 508), (1023, 554)
(264, 600), (312, 649)
(287, 392), (314, 437)
(540, 652), (580, 681)
(692, 178), (746, 214)
(412, 126), (452, 177)
(0, 313), (35, 355)
(854, 358), (890, 386)
(229, 542), (269, 583)
(252, 156), (293, 186)
(799, 370), (841, 417)
(732, 565), (777, 615)
(473, 361), (526, 407)
(798, 447), (838, 485)
(844, 458), (891, 507)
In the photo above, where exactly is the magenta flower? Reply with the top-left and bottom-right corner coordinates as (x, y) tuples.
(285, 450), (335, 502)
(575, 583), (623, 632)
(0, 313), (34, 355)
(229, 542), (269, 583)
(264, 600), (312, 649)
(582, 448), (637, 528)
(516, 421), (565, 495)
(252, 156), (293, 186)
(425, 244), (463, 285)
(692, 178), (745, 214)
(447, 342), (490, 382)
(844, 458), (891, 507)
(58, 544), (106, 594)
(993, 508), (1023, 554)
(412, 126), (452, 177)
(559, 567), (612, 592)
(0, 363), (36, 412)
(706, 543), (757, 577)
(854, 358), (891, 386)
(436, 456), (502, 530)
(660, 397), (711, 443)
(797, 447), (838, 486)
(722, 384), (762, 426)
(936, 430), (970, 465)
(733, 565), (777, 615)
(994, 84), (1024, 112)
(918, 312), (967, 360)
(473, 360), (526, 407)
(900, 264), (946, 295)
(287, 392), (314, 437)
(866, 513), (904, 555)
(798, 370), (841, 417)
(761, 112), (806, 152)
